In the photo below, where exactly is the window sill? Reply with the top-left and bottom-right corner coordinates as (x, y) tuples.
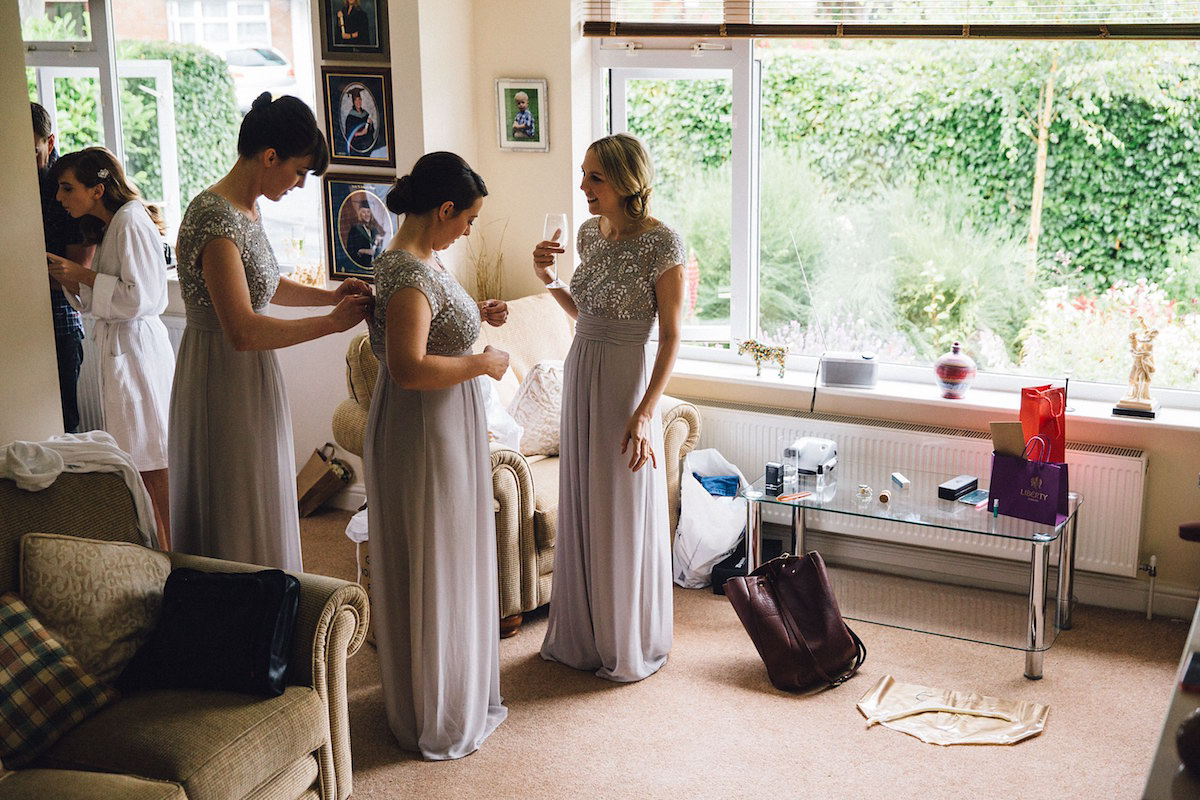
(667, 357), (1200, 440)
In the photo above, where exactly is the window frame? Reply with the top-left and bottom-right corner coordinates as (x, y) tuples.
(592, 36), (1200, 411)
(25, 0), (124, 164)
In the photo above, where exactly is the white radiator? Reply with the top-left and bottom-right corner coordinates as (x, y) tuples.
(692, 401), (1147, 578)
(77, 313), (187, 433)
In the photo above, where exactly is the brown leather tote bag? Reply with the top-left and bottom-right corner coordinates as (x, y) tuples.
(725, 551), (866, 692)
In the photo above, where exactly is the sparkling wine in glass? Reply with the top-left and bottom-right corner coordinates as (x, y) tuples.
(542, 213), (569, 289)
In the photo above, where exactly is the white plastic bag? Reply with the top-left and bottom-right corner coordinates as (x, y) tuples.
(482, 377), (524, 451)
(673, 448), (748, 589)
(345, 507), (369, 583)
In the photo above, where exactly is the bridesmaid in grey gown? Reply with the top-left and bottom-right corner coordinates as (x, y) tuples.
(170, 93), (372, 570)
(536, 134), (686, 682)
(366, 152), (510, 759)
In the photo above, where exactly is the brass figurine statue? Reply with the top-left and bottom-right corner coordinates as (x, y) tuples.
(1113, 316), (1160, 419)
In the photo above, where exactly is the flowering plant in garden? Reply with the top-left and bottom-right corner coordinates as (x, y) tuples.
(768, 309), (918, 362)
(1020, 279), (1200, 388)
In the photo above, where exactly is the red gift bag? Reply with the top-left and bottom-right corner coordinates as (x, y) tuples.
(1020, 385), (1066, 463)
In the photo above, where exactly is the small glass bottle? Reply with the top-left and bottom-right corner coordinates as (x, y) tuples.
(782, 439), (802, 493)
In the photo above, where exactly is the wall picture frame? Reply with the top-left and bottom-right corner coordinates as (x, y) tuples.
(322, 67), (395, 168)
(323, 173), (396, 283)
(496, 78), (548, 152)
(319, 0), (388, 59)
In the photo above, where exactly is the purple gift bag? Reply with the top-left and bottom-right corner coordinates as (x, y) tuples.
(988, 435), (1070, 527)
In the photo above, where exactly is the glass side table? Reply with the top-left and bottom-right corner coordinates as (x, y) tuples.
(743, 463), (1082, 680)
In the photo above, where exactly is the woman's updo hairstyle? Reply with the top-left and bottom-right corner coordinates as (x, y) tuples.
(386, 152), (487, 217)
(237, 93), (330, 175)
(588, 133), (654, 221)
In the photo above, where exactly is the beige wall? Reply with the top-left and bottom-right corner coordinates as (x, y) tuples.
(473, 0), (585, 301)
(0, 2), (64, 445)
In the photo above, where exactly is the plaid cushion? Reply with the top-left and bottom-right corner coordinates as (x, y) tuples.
(0, 592), (117, 767)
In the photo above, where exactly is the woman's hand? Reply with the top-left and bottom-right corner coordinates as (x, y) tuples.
(621, 411), (657, 472)
(46, 253), (91, 295)
(532, 237), (565, 286)
(480, 345), (510, 380)
(479, 299), (508, 327)
(328, 292), (373, 331)
(334, 277), (373, 301)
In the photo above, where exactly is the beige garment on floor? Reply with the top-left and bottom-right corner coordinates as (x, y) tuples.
(857, 674), (1049, 745)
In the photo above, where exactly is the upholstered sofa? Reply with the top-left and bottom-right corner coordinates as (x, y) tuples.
(0, 469), (369, 800)
(332, 292), (701, 637)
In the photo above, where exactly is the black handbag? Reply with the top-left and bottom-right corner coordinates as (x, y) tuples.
(119, 568), (300, 697)
(724, 551), (866, 692)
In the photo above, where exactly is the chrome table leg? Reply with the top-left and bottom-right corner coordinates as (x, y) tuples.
(1026, 538), (1050, 679)
(1056, 500), (1080, 630)
(746, 497), (763, 572)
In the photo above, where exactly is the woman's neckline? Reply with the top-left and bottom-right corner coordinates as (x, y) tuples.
(206, 187), (257, 222)
(388, 247), (446, 273)
(596, 215), (658, 242)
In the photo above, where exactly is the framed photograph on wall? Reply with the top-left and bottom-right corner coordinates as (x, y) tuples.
(322, 67), (395, 168)
(319, 0), (388, 59)
(496, 78), (548, 152)
(323, 173), (396, 282)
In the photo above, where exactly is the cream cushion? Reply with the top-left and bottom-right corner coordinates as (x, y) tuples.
(475, 293), (574, 407)
(509, 360), (564, 457)
(20, 533), (170, 685)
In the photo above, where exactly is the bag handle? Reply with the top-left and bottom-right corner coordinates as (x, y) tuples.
(1022, 435), (1050, 463)
(319, 442), (336, 462)
(1040, 391), (1065, 439)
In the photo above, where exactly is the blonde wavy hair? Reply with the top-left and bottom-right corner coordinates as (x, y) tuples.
(588, 133), (654, 221)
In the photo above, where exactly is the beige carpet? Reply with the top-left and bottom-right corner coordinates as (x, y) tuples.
(301, 508), (1187, 799)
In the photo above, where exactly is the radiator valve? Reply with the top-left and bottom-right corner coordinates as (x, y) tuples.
(1139, 557), (1158, 578)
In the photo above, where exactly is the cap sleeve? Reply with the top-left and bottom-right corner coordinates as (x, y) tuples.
(375, 252), (444, 321)
(654, 224), (687, 280)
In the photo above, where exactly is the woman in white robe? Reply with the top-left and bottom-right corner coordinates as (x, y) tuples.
(46, 147), (176, 550)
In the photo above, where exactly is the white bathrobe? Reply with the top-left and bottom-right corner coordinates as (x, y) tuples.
(66, 200), (174, 471)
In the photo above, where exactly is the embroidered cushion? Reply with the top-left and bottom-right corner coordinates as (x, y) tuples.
(20, 533), (171, 685)
(0, 592), (117, 767)
(508, 360), (564, 457)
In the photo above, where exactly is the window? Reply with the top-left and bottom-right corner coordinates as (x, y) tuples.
(169, 0), (272, 53)
(27, 1), (324, 283)
(593, 9), (1200, 403)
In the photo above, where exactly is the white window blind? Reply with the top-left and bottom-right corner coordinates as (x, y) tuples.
(580, 1), (1200, 38)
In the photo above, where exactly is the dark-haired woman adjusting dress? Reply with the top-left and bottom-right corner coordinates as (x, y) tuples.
(365, 152), (509, 760)
(170, 92), (372, 571)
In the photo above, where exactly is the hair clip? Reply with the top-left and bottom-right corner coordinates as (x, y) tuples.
(97, 168), (110, 179)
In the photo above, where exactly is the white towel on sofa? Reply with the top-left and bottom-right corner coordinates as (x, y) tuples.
(0, 431), (157, 547)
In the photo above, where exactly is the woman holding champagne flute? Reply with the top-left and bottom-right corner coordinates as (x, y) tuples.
(534, 133), (686, 682)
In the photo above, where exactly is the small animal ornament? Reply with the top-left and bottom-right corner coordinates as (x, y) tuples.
(737, 339), (788, 379)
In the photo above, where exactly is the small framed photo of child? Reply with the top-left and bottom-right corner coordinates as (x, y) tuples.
(322, 66), (395, 168)
(319, 0), (388, 60)
(496, 78), (548, 152)
(323, 173), (396, 283)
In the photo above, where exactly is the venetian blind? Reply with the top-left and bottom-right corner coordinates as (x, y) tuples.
(579, 1), (1200, 39)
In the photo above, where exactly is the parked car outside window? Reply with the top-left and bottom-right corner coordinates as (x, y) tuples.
(225, 46), (297, 113)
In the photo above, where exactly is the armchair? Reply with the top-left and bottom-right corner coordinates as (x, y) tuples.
(0, 468), (369, 800)
(333, 293), (701, 637)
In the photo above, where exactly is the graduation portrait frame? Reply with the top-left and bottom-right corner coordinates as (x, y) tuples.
(323, 173), (396, 283)
(319, 0), (388, 59)
(496, 78), (548, 152)
(322, 67), (395, 168)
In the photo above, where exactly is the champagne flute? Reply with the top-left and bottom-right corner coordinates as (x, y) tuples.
(542, 213), (569, 289)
